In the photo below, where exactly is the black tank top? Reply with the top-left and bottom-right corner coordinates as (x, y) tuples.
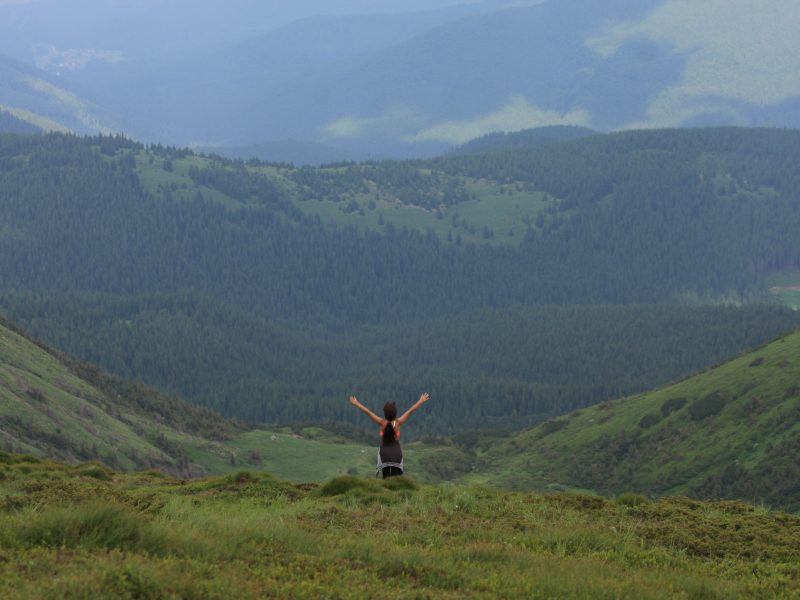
(379, 438), (403, 464)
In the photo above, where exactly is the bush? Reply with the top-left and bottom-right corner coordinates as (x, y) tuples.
(638, 413), (662, 429)
(688, 392), (726, 421)
(539, 419), (568, 437)
(318, 476), (380, 497)
(660, 397), (687, 417)
(77, 465), (113, 481)
(616, 493), (650, 507)
(382, 476), (419, 492)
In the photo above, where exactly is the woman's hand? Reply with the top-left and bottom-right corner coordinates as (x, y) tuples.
(419, 392), (430, 403)
(349, 395), (360, 406)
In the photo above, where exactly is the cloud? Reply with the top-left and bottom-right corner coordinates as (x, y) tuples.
(587, 0), (800, 127)
(404, 96), (590, 145)
(321, 107), (422, 139)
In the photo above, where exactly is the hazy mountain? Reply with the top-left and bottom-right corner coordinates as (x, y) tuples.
(0, 107), (40, 134)
(196, 139), (367, 166)
(2, 0), (798, 159)
(0, 0), (480, 65)
(450, 125), (597, 155)
(0, 53), (115, 134)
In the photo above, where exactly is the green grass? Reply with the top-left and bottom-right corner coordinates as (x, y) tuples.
(0, 454), (798, 598)
(129, 146), (559, 246)
(295, 177), (556, 245)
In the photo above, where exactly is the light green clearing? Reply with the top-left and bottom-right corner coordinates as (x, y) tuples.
(296, 179), (557, 245)
(767, 270), (800, 309)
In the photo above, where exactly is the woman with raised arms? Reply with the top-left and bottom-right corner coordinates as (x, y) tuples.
(349, 393), (430, 478)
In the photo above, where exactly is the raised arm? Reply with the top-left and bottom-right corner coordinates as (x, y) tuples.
(349, 396), (385, 426)
(396, 393), (430, 426)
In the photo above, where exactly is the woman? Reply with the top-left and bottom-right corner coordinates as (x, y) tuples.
(349, 393), (430, 478)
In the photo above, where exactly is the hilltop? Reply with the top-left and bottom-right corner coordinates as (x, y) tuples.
(467, 330), (800, 511)
(0, 456), (798, 598)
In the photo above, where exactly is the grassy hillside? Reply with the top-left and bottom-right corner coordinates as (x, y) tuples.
(1, 455), (798, 598)
(0, 316), (244, 475)
(468, 330), (800, 511)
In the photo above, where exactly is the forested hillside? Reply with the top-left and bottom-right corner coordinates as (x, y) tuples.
(1, 128), (799, 433)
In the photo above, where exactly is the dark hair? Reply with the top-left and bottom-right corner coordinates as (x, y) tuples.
(383, 402), (398, 444)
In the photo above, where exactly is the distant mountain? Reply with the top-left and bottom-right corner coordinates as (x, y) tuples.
(0, 107), (41, 134)
(0, 0), (481, 66)
(196, 139), (366, 167)
(3, 1), (798, 159)
(17, 0), (796, 160)
(0, 53), (115, 134)
(471, 329), (800, 511)
(450, 126), (597, 156)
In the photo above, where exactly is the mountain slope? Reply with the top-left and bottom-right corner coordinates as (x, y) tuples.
(0, 53), (114, 134)
(0, 316), (242, 475)
(470, 329), (800, 510)
(0, 108), (41, 134)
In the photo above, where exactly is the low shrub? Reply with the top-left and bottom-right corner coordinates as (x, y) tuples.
(538, 419), (568, 437)
(688, 392), (726, 421)
(318, 476), (380, 497)
(638, 413), (661, 429)
(660, 397), (687, 417)
(78, 465), (113, 481)
(382, 476), (419, 492)
(616, 493), (650, 507)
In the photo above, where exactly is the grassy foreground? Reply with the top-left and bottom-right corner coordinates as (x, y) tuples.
(1, 452), (798, 599)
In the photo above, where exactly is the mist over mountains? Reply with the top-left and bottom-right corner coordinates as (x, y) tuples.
(1, 0), (799, 162)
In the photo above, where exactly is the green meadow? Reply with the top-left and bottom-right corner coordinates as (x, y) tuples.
(131, 154), (554, 246)
(1, 452), (798, 599)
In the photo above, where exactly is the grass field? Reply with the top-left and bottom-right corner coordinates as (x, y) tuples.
(1, 452), (798, 599)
